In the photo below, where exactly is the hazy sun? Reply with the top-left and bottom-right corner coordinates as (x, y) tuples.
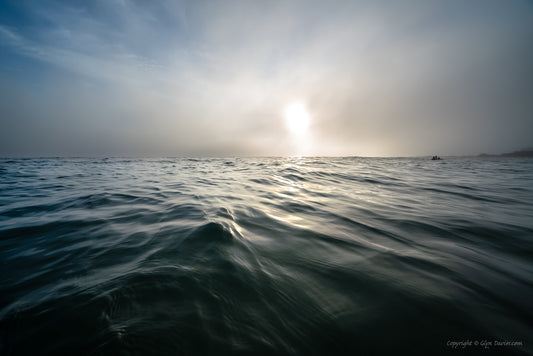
(285, 102), (310, 136)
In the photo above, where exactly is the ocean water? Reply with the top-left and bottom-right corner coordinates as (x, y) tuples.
(1, 157), (532, 355)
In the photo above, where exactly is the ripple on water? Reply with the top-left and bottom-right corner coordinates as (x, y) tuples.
(1, 157), (532, 354)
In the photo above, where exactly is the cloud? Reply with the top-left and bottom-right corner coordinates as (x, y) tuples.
(1, 0), (532, 156)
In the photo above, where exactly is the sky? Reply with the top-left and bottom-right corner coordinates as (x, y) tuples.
(0, 0), (532, 157)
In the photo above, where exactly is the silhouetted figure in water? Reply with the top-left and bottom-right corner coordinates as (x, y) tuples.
(432, 155), (441, 160)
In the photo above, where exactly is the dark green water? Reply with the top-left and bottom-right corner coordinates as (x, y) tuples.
(1, 157), (532, 355)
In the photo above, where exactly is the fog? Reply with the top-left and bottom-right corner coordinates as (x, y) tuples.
(1, 0), (532, 157)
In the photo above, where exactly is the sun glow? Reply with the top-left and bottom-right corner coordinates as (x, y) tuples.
(285, 102), (310, 136)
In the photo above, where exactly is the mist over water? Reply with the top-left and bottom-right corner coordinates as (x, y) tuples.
(1, 157), (532, 354)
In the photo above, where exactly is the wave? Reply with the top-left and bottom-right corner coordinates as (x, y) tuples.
(1, 157), (532, 354)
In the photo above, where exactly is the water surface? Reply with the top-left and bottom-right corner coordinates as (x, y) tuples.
(1, 157), (532, 354)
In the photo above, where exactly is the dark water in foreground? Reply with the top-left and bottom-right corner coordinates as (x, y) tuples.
(1, 157), (532, 355)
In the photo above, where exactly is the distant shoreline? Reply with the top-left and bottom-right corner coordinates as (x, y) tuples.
(477, 148), (533, 158)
